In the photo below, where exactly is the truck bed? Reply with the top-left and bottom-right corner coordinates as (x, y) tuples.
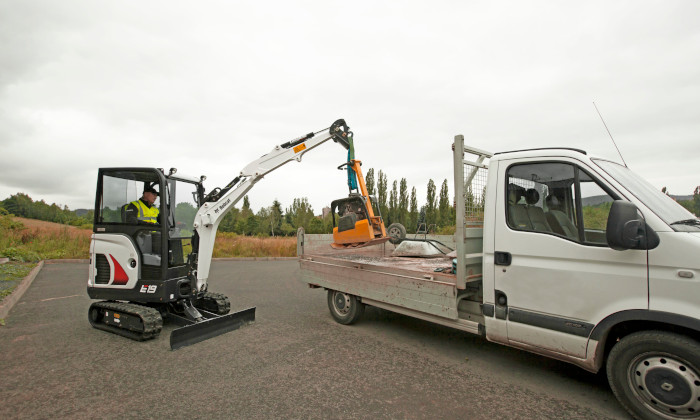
(298, 233), (482, 329)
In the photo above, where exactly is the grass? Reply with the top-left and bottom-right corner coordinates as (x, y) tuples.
(213, 232), (296, 258)
(0, 215), (296, 261)
(0, 216), (91, 261)
(0, 262), (37, 299)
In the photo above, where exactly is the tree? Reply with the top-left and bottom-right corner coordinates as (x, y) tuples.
(255, 207), (271, 236)
(270, 199), (283, 236)
(377, 170), (388, 221)
(398, 178), (409, 227)
(219, 207), (239, 232)
(307, 217), (325, 234)
(389, 180), (398, 224)
(438, 179), (452, 227)
(365, 168), (376, 197)
(287, 198), (315, 231)
(244, 214), (259, 236)
(409, 187), (418, 233)
(425, 179), (437, 227)
(241, 195), (253, 218)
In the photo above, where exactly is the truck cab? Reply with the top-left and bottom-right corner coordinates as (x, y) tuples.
(299, 135), (700, 419)
(478, 146), (700, 363)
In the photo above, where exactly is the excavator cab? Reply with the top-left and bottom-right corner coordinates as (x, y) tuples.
(90, 168), (201, 301)
(88, 167), (254, 349)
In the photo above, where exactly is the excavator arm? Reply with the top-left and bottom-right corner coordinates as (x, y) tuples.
(192, 119), (351, 292)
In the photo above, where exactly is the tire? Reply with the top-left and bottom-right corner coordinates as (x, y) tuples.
(387, 223), (407, 244)
(327, 290), (364, 325)
(606, 331), (700, 420)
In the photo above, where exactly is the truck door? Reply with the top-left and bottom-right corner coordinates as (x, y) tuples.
(493, 159), (648, 358)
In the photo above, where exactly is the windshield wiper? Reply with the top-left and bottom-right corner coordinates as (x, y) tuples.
(670, 218), (700, 226)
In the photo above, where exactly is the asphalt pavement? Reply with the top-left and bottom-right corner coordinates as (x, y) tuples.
(0, 261), (631, 419)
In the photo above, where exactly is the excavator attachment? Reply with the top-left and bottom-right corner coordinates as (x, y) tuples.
(330, 155), (405, 249)
(169, 306), (256, 350)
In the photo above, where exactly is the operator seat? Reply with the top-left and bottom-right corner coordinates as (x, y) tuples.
(524, 189), (551, 232)
(507, 184), (532, 230)
(545, 195), (579, 240)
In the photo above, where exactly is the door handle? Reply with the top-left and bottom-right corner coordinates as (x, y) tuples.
(495, 251), (512, 266)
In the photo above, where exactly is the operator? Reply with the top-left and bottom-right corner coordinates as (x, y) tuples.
(123, 186), (160, 224)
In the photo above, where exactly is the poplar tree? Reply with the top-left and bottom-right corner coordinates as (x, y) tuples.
(438, 179), (451, 227)
(377, 170), (388, 220)
(409, 187), (418, 233)
(425, 179), (437, 228)
(398, 178), (408, 227)
(365, 168), (375, 197)
(389, 180), (398, 224)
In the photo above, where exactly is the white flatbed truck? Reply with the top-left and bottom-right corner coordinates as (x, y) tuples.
(298, 135), (700, 420)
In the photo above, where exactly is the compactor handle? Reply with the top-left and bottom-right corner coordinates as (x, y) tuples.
(337, 160), (361, 170)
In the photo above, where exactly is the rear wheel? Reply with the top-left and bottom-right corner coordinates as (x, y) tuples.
(327, 290), (364, 325)
(606, 331), (700, 420)
(387, 223), (406, 244)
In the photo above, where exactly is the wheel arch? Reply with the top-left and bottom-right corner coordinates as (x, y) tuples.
(591, 310), (700, 370)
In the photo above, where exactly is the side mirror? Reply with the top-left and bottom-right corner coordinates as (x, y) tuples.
(606, 201), (660, 250)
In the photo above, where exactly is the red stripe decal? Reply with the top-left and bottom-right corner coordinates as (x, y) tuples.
(109, 254), (129, 285)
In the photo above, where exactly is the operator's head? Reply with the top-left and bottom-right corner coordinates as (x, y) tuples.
(142, 186), (159, 206)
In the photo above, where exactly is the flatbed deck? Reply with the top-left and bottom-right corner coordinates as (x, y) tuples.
(297, 232), (482, 332)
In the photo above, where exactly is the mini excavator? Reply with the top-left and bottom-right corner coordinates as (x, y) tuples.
(87, 119), (356, 349)
(330, 132), (406, 248)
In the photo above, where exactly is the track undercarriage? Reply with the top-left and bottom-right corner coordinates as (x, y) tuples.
(88, 292), (254, 349)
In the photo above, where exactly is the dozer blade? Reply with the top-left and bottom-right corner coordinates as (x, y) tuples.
(170, 307), (255, 350)
(331, 236), (390, 249)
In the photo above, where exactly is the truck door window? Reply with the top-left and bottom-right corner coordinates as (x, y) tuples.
(507, 163), (568, 235)
(577, 171), (614, 245)
(506, 162), (616, 246)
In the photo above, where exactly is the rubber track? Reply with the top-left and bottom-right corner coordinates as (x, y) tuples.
(89, 301), (163, 341)
(194, 292), (231, 315)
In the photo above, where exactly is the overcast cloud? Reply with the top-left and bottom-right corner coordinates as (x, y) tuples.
(1, 0), (699, 213)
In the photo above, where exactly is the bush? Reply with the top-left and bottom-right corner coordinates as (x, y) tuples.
(436, 225), (456, 235)
(1, 246), (41, 262)
(0, 214), (23, 230)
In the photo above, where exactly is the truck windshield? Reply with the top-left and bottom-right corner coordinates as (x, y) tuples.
(593, 159), (698, 231)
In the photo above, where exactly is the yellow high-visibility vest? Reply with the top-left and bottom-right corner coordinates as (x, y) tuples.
(128, 199), (159, 224)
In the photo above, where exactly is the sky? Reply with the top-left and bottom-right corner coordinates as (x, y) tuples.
(1, 0), (699, 214)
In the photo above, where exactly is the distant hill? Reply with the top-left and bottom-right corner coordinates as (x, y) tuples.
(582, 195), (612, 207)
(671, 195), (693, 202)
(74, 209), (91, 217)
(581, 194), (694, 207)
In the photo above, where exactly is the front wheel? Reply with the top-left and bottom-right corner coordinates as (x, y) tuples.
(606, 331), (700, 420)
(327, 290), (364, 325)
